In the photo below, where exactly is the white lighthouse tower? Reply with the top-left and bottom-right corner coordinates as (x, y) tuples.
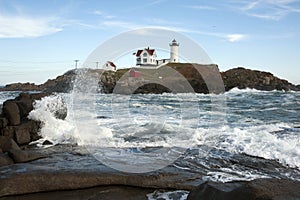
(169, 39), (179, 63)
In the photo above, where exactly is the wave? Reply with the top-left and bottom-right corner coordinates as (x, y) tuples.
(28, 93), (300, 170)
(196, 123), (300, 168)
(225, 87), (293, 94)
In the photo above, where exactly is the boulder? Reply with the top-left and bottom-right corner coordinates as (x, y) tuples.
(2, 101), (20, 125)
(8, 149), (46, 163)
(14, 125), (31, 145)
(0, 153), (14, 167)
(30, 93), (49, 101)
(0, 136), (20, 152)
(42, 140), (53, 145)
(53, 101), (68, 120)
(1, 126), (15, 139)
(0, 117), (8, 129)
(15, 94), (34, 118)
(187, 178), (300, 200)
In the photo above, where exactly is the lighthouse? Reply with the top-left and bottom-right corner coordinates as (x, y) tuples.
(169, 39), (179, 63)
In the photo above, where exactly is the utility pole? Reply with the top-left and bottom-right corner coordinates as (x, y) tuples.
(74, 60), (79, 69)
(96, 62), (99, 69)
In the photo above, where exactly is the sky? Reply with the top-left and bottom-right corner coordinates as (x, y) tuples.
(0, 0), (300, 85)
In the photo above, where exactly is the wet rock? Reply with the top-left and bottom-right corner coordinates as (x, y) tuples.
(96, 116), (110, 119)
(0, 136), (20, 152)
(1, 126), (14, 138)
(53, 98), (68, 120)
(15, 93), (34, 119)
(30, 93), (49, 101)
(14, 125), (31, 145)
(0, 153), (14, 167)
(0, 144), (202, 197)
(0, 117), (8, 129)
(8, 149), (46, 163)
(3, 101), (20, 125)
(187, 178), (300, 200)
(42, 140), (53, 145)
(0, 186), (155, 200)
(13, 120), (40, 145)
(0, 93), (50, 147)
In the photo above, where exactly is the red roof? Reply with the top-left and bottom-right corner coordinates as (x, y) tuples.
(135, 48), (155, 56)
(107, 61), (116, 67)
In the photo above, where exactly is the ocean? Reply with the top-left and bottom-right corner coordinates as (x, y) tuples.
(1, 88), (300, 199)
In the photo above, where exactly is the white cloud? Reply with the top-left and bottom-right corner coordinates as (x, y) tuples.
(184, 5), (217, 10)
(99, 19), (249, 43)
(237, 0), (300, 20)
(225, 34), (248, 42)
(0, 15), (62, 38)
(92, 10), (115, 19)
(93, 10), (103, 16)
(100, 20), (138, 29)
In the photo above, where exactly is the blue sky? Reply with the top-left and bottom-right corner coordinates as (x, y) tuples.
(0, 0), (300, 85)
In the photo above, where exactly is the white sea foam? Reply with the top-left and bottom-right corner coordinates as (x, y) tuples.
(227, 87), (264, 93)
(28, 95), (77, 144)
(203, 170), (270, 183)
(147, 190), (189, 200)
(28, 91), (300, 170)
(196, 123), (300, 168)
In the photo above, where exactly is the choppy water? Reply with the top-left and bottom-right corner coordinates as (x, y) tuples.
(1, 88), (300, 200)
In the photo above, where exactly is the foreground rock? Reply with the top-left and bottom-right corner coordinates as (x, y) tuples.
(187, 178), (300, 200)
(0, 186), (155, 200)
(0, 92), (67, 167)
(0, 93), (49, 144)
(0, 144), (203, 197)
(1, 144), (299, 199)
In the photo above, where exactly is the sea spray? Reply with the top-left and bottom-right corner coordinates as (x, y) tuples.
(28, 94), (76, 144)
(27, 88), (300, 175)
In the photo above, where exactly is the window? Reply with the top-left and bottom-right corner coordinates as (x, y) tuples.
(137, 58), (141, 61)
(143, 52), (147, 57)
(143, 58), (147, 63)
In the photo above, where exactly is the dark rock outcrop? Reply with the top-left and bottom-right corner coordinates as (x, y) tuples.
(0, 136), (45, 164)
(0, 82), (41, 91)
(222, 67), (299, 91)
(101, 64), (224, 94)
(8, 149), (46, 163)
(0, 93), (48, 146)
(0, 93), (53, 166)
(0, 153), (14, 167)
(0, 70), (75, 93)
(2, 101), (21, 126)
(0, 137), (20, 152)
(0, 65), (299, 94)
(187, 178), (300, 200)
(40, 70), (75, 93)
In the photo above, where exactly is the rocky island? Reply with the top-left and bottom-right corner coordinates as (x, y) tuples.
(1, 64), (299, 93)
